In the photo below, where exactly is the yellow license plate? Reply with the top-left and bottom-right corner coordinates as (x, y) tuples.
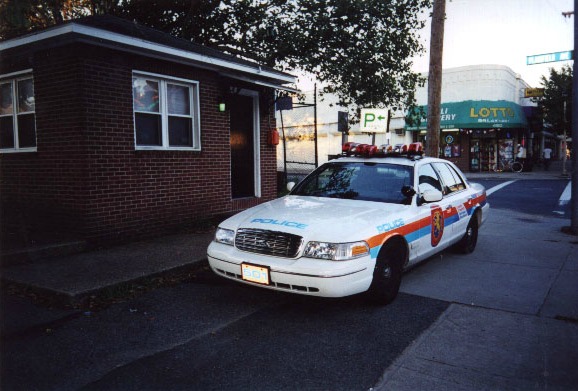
(241, 263), (270, 285)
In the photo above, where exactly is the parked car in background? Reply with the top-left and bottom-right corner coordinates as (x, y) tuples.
(207, 144), (489, 305)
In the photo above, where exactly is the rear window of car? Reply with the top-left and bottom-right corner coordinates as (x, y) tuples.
(292, 162), (414, 204)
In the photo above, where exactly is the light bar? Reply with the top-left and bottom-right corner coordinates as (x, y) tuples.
(341, 142), (424, 158)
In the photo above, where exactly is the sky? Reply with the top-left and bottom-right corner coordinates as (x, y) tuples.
(297, 0), (574, 90)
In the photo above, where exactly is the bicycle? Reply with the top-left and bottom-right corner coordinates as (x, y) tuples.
(491, 158), (523, 173)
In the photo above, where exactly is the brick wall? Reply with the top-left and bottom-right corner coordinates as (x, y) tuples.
(1, 43), (279, 245)
(1, 47), (88, 233)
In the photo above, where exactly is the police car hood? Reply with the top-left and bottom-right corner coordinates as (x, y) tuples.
(220, 195), (408, 242)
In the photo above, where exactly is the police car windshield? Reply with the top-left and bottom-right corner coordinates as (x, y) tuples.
(292, 162), (414, 204)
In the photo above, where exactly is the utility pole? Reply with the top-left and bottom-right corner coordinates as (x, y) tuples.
(564, 0), (578, 235)
(426, 0), (446, 157)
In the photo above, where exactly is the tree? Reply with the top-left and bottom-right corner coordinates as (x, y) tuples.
(0, 0), (106, 38)
(1, 0), (432, 118)
(113, 0), (431, 117)
(534, 65), (573, 134)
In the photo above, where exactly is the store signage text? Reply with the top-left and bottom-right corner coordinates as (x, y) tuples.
(469, 107), (515, 119)
(440, 107), (456, 121)
(524, 88), (544, 98)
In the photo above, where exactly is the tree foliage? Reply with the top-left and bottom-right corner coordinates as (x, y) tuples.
(534, 65), (573, 134)
(1, 0), (432, 116)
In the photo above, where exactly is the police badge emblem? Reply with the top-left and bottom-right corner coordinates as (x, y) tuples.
(431, 206), (444, 247)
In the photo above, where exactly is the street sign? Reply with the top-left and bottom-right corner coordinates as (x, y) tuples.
(524, 88), (545, 98)
(527, 50), (574, 65)
(360, 108), (389, 133)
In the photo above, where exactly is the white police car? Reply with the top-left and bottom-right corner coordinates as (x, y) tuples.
(207, 143), (488, 304)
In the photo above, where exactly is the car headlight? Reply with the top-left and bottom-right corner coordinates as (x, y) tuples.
(215, 227), (235, 246)
(303, 241), (369, 261)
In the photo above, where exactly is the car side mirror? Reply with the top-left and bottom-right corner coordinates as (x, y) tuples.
(401, 185), (416, 198)
(421, 189), (443, 203)
(287, 182), (296, 192)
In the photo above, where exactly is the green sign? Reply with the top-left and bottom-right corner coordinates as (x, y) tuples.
(405, 100), (528, 131)
(527, 51), (573, 65)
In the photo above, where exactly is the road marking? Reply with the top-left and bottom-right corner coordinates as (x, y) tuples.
(486, 180), (516, 196)
(558, 181), (571, 206)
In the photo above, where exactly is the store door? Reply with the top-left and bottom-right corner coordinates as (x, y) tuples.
(230, 93), (257, 198)
(470, 138), (496, 172)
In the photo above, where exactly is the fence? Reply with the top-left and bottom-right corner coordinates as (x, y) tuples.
(277, 87), (318, 189)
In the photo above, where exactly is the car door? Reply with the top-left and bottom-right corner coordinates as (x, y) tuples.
(432, 162), (471, 244)
(412, 162), (455, 263)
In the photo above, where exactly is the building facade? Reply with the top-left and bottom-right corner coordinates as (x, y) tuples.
(290, 65), (541, 173)
(0, 16), (296, 246)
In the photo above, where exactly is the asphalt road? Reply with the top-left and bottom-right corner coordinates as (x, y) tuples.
(2, 273), (449, 391)
(474, 178), (571, 218)
(1, 177), (575, 391)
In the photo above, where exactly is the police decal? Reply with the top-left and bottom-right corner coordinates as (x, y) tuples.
(456, 204), (468, 220)
(376, 218), (405, 234)
(431, 206), (444, 247)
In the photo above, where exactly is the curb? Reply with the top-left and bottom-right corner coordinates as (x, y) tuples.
(3, 259), (210, 310)
(1, 241), (88, 267)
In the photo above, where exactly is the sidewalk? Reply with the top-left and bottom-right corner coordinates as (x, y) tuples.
(374, 206), (578, 390)
(1, 232), (215, 307)
(0, 161), (572, 308)
(465, 159), (571, 180)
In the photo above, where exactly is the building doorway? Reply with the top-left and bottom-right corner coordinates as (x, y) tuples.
(230, 91), (260, 199)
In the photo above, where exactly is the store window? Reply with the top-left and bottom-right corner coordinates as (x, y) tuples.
(441, 131), (461, 158)
(132, 72), (200, 150)
(0, 73), (36, 152)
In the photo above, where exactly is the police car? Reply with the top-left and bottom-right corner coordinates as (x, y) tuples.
(207, 143), (488, 304)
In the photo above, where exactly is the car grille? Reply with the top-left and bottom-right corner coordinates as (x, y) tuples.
(235, 228), (303, 258)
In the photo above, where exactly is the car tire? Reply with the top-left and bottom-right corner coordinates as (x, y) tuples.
(366, 242), (404, 305)
(456, 214), (479, 254)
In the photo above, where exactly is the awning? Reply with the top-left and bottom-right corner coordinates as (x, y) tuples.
(405, 100), (528, 131)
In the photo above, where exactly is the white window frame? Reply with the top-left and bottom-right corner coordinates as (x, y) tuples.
(0, 69), (37, 153)
(132, 71), (201, 151)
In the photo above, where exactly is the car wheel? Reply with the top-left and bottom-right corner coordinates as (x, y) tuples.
(456, 214), (479, 254)
(366, 242), (404, 305)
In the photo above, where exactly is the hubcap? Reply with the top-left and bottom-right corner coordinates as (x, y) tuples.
(383, 265), (392, 278)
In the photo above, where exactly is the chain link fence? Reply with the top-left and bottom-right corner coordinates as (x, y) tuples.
(276, 90), (318, 191)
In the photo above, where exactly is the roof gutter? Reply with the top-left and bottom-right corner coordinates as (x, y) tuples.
(0, 23), (297, 86)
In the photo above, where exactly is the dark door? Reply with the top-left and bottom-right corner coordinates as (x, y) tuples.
(230, 94), (255, 198)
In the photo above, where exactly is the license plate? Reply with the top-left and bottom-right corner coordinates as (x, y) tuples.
(241, 263), (270, 285)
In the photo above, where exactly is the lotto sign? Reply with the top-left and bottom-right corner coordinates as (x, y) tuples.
(360, 109), (389, 133)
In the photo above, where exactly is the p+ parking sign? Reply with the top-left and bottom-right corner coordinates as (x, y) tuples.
(360, 108), (389, 133)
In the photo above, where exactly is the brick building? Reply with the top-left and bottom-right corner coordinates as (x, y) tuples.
(0, 16), (296, 246)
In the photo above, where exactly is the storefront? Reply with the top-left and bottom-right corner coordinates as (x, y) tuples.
(406, 100), (529, 172)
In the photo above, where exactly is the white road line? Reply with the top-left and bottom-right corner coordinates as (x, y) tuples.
(558, 181), (572, 206)
(486, 180), (516, 196)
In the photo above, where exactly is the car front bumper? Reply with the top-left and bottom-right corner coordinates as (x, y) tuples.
(207, 242), (375, 298)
